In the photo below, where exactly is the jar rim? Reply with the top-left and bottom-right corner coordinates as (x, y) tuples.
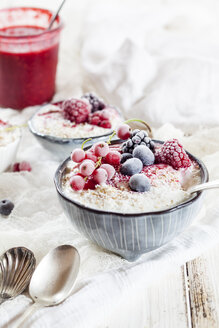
(0, 7), (63, 40)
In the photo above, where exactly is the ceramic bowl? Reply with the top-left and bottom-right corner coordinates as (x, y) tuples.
(54, 141), (209, 261)
(28, 102), (123, 161)
(0, 131), (21, 173)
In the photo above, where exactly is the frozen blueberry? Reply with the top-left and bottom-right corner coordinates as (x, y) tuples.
(133, 145), (155, 166)
(120, 153), (133, 164)
(120, 158), (143, 176)
(129, 174), (151, 192)
(0, 199), (14, 216)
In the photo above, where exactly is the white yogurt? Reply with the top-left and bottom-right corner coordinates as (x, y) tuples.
(0, 121), (20, 146)
(62, 161), (201, 214)
(32, 104), (122, 139)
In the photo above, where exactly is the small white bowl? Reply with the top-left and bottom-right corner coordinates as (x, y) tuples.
(0, 130), (21, 173)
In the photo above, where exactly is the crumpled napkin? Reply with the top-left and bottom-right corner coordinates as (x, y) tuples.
(81, 1), (219, 129)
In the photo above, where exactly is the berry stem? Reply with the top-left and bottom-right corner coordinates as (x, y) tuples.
(95, 157), (102, 168)
(123, 118), (152, 136)
(81, 138), (92, 150)
(107, 131), (116, 145)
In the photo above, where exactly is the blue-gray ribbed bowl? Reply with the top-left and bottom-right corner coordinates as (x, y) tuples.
(54, 141), (208, 261)
(28, 103), (122, 161)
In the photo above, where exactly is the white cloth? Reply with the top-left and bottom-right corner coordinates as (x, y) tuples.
(81, 1), (219, 130)
(0, 0), (219, 327)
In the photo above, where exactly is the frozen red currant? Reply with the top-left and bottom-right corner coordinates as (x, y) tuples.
(70, 175), (85, 191)
(94, 142), (109, 157)
(79, 160), (95, 176)
(71, 149), (85, 163)
(116, 124), (131, 140)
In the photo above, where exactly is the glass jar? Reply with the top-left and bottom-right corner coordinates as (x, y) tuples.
(0, 7), (63, 109)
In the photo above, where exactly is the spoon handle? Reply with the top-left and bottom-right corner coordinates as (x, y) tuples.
(47, 0), (66, 30)
(15, 302), (41, 328)
(188, 179), (219, 194)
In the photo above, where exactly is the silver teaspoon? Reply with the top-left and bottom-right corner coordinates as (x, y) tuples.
(15, 245), (80, 328)
(0, 247), (36, 305)
(47, 0), (66, 30)
(188, 179), (219, 194)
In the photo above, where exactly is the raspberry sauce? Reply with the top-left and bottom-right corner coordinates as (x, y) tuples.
(0, 25), (59, 109)
(0, 7), (62, 110)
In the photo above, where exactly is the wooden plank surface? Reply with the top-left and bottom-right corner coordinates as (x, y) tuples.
(185, 247), (219, 328)
(100, 244), (219, 328)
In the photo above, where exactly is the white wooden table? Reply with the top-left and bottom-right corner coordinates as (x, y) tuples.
(96, 243), (219, 328)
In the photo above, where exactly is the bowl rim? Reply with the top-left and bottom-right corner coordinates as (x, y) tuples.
(54, 139), (209, 217)
(28, 102), (121, 144)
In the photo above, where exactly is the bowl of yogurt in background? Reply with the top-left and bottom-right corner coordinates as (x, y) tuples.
(28, 94), (123, 161)
(54, 139), (208, 261)
(0, 120), (21, 173)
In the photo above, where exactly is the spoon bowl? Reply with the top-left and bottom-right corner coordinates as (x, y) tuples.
(30, 244), (80, 306)
(16, 245), (80, 327)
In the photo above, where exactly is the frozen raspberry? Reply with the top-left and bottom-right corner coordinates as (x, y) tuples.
(71, 149), (85, 163)
(105, 151), (121, 166)
(13, 161), (32, 172)
(82, 93), (106, 112)
(155, 139), (192, 170)
(89, 109), (112, 129)
(100, 164), (115, 179)
(79, 160), (95, 176)
(93, 168), (108, 184)
(94, 142), (109, 157)
(70, 175), (85, 191)
(62, 98), (91, 124)
(116, 124), (131, 140)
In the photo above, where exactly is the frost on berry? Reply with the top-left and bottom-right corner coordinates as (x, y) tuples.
(70, 175), (85, 191)
(13, 161), (32, 172)
(105, 151), (121, 166)
(94, 142), (109, 157)
(100, 164), (115, 179)
(89, 109), (112, 129)
(85, 151), (98, 162)
(116, 124), (131, 140)
(93, 168), (108, 184)
(71, 149), (85, 163)
(155, 139), (192, 170)
(120, 158), (143, 176)
(79, 160), (95, 176)
(62, 98), (91, 124)
(82, 93), (106, 112)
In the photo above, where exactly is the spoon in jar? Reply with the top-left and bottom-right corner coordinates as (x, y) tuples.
(47, 0), (66, 31)
(15, 245), (80, 328)
(187, 179), (219, 194)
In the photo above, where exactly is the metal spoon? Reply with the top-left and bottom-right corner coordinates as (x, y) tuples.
(188, 179), (219, 194)
(0, 247), (36, 305)
(15, 245), (80, 328)
(47, 0), (66, 30)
